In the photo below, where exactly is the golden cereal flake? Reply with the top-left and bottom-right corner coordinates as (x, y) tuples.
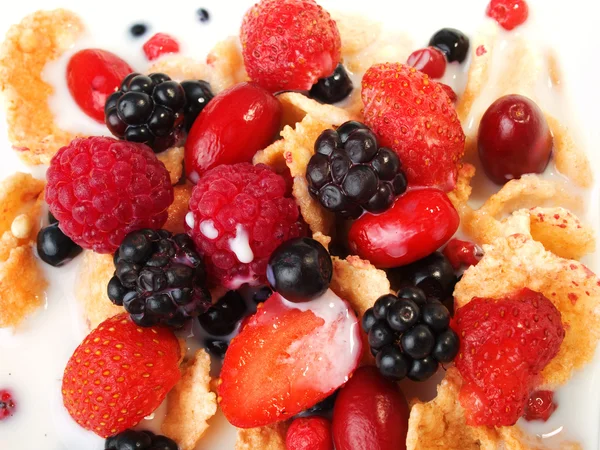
(235, 422), (289, 450)
(330, 11), (381, 57)
(158, 146), (185, 185)
(162, 349), (217, 450)
(76, 251), (123, 330)
(164, 183), (193, 235)
(149, 56), (210, 82)
(0, 172), (45, 234)
(447, 163), (476, 214)
(0, 9), (84, 165)
(279, 92), (357, 130)
(252, 139), (288, 175)
(344, 32), (413, 76)
(454, 234), (600, 388)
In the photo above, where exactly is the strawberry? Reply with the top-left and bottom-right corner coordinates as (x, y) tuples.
(240, 0), (341, 92)
(453, 288), (564, 426)
(361, 63), (465, 191)
(143, 33), (180, 61)
(218, 290), (362, 428)
(67, 49), (133, 123)
(61, 313), (181, 437)
(348, 188), (459, 268)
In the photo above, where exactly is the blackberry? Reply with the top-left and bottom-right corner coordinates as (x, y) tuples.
(204, 338), (228, 358)
(181, 80), (214, 131)
(107, 229), (211, 328)
(309, 64), (353, 104)
(365, 289), (458, 382)
(428, 28), (470, 63)
(306, 121), (407, 218)
(36, 222), (82, 267)
(105, 429), (178, 450)
(198, 290), (247, 336)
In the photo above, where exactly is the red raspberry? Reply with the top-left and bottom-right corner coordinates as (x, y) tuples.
(453, 288), (565, 426)
(0, 390), (16, 421)
(143, 33), (180, 61)
(186, 163), (305, 289)
(524, 390), (557, 422)
(46, 137), (174, 254)
(287, 416), (334, 450)
(361, 63), (465, 191)
(486, 0), (529, 31)
(240, 0), (341, 92)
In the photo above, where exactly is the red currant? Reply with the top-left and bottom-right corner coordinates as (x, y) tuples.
(486, 0), (529, 31)
(443, 238), (482, 270)
(406, 47), (446, 79)
(523, 390), (557, 422)
(477, 95), (552, 185)
(287, 416), (334, 450)
(0, 389), (16, 421)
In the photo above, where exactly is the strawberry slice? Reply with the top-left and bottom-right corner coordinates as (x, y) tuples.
(219, 290), (362, 428)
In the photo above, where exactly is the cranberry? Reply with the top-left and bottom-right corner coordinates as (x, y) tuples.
(523, 390), (557, 422)
(477, 95), (552, 185)
(287, 416), (334, 450)
(143, 33), (180, 61)
(0, 390), (16, 421)
(443, 238), (483, 270)
(348, 188), (459, 268)
(486, 0), (529, 31)
(406, 47), (446, 79)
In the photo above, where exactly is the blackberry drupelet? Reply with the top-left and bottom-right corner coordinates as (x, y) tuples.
(181, 80), (214, 131)
(198, 290), (248, 336)
(306, 121), (407, 219)
(204, 338), (228, 358)
(107, 229), (211, 328)
(105, 429), (178, 450)
(428, 28), (470, 63)
(309, 64), (354, 104)
(362, 287), (459, 382)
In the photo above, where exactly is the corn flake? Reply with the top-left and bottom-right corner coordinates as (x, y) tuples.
(158, 146), (185, 185)
(164, 183), (193, 235)
(235, 422), (289, 450)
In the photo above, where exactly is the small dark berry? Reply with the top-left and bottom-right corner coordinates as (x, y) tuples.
(401, 324), (435, 359)
(315, 129), (341, 156)
(361, 308), (377, 333)
(432, 329), (459, 363)
(297, 391), (338, 417)
(197, 8), (210, 22)
(368, 320), (396, 349)
(407, 356), (439, 382)
(429, 28), (470, 63)
(309, 64), (354, 104)
(387, 299), (420, 332)
(373, 294), (398, 320)
(391, 252), (457, 301)
(397, 286), (427, 306)
(181, 80), (214, 131)
(252, 286), (273, 304)
(36, 223), (82, 267)
(130, 23), (148, 38)
(199, 290), (247, 336)
(105, 429), (178, 450)
(336, 121), (369, 144)
(421, 301), (450, 333)
(204, 339), (228, 358)
(376, 345), (409, 381)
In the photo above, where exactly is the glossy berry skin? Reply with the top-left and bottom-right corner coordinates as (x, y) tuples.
(309, 64), (354, 104)
(297, 391), (339, 418)
(486, 0), (529, 31)
(198, 290), (247, 336)
(332, 366), (409, 450)
(406, 47), (446, 79)
(397, 286), (427, 307)
(67, 49), (133, 123)
(181, 80), (214, 131)
(0, 390), (15, 421)
(401, 324), (435, 359)
(143, 33), (180, 61)
(204, 339), (228, 359)
(129, 24), (148, 38)
(240, 0), (341, 92)
(286, 417), (334, 450)
(185, 82), (282, 178)
(368, 321), (395, 349)
(478, 95), (552, 185)
(267, 237), (333, 303)
(376, 346), (409, 381)
(36, 223), (82, 267)
(443, 238), (483, 270)
(372, 294), (398, 320)
(105, 429), (178, 450)
(387, 299), (420, 332)
(408, 356), (439, 382)
(523, 390), (557, 422)
(348, 189), (459, 268)
(432, 328), (460, 363)
(428, 28), (470, 63)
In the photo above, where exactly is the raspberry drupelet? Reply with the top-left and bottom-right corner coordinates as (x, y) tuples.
(186, 163), (306, 289)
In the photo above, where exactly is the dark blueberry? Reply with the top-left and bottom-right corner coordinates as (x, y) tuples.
(252, 286), (273, 304)
(117, 92), (153, 124)
(127, 74), (154, 95)
(267, 237), (333, 302)
(306, 153), (331, 190)
(373, 294), (398, 320)
(365, 183), (395, 213)
(107, 276), (127, 306)
(371, 148), (400, 181)
(129, 23), (148, 38)
(361, 308), (377, 333)
(401, 252), (457, 301)
(36, 223), (82, 267)
(181, 80), (214, 131)
(153, 80), (186, 111)
(105, 429), (178, 450)
(376, 345), (409, 381)
(421, 301), (450, 333)
(401, 324), (435, 359)
(198, 290), (247, 336)
(407, 356), (439, 382)
(342, 165), (378, 203)
(428, 28), (470, 63)
(344, 129), (378, 164)
(204, 339), (228, 358)
(397, 286), (427, 307)
(387, 299), (420, 332)
(368, 320), (396, 349)
(432, 329), (459, 363)
(336, 121), (370, 144)
(315, 129), (341, 156)
(297, 391), (338, 417)
(309, 64), (354, 104)
(197, 8), (210, 22)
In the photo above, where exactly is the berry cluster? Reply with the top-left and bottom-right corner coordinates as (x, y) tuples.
(105, 429), (178, 450)
(306, 121), (408, 219)
(108, 229), (211, 328)
(105, 73), (213, 152)
(363, 286), (459, 382)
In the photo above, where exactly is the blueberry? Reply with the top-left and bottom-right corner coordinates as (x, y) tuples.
(105, 429), (178, 450)
(309, 64), (354, 104)
(407, 356), (439, 382)
(373, 294), (398, 320)
(421, 301), (450, 333)
(397, 286), (427, 306)
(204, 339), (228, 358)
(432, 329), (459, 363)
(129, 23), (148, 37)
(401, 324), (435, 359)
(387, 299), (420, 332)
(361, 308), (377, 333)
(368, 320), (396, 349)
(198, 290), (247, 336)
(36, 223), (82, 267)
(428, 28), (470, 63)
(376, 345), (409, 381)
(267, 237), (333, 302)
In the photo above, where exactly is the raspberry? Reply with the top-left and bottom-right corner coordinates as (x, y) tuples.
(46, 137), (174, 254)
(186, 163), (305, 289)
(286, 416), (334, 450)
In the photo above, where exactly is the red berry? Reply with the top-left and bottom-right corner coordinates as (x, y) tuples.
(361, 63), (465, 191)
(186, 163), (305, 289)
(440, 83), (458, 103)
(478, 94), (552, 185)
(219, 291), (362, 428)
(524, 390), (557, 422)
(286, 417), (334, 450)
(0, 390), (16, 421)
(184, 82), (282, 178)
(406, 47), (447, 79)
(332, 366), (409, 450)
(443, 238), (483, 270)
(62, 313), (181, 437)
(67, 49), (133, 123)
(240, 0), (341, 92)
(348, 188), (459, 268)
(486, 0), (529, 31)
(46, 137), (174, 254)
(142, 33), (180, 61)
(453, 288), (565, 426)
